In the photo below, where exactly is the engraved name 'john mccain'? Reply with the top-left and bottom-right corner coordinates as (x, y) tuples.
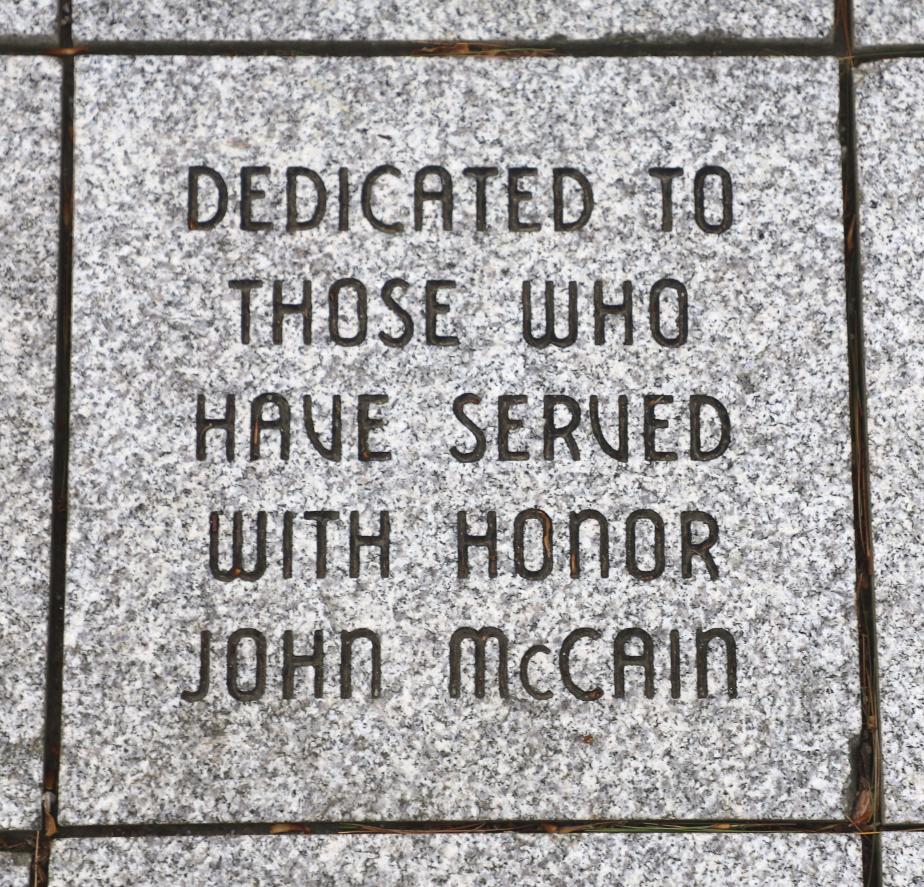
(180, 161), (741, 708)
(181, 625), (737, 703)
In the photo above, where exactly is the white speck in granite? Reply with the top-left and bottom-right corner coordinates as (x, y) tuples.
(0, 1), (56, 37)
(72, 0), (832, 41)
(854, 1), (924, 46)
(856, 58), (924, 822)
(49, 834), (862, 886)
(883, 833), (924, 887)
(59, 56), (857, 825)
(0, 56), (58, 829)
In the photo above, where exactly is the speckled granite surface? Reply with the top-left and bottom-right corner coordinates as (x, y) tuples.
(0, 57), (59, 829)
(856, 59), (924, 822)
(0, 0), (55, 37)
(854, 2), (924, 46)
(49, 834), (862, 885)
(883, 833), (924, 886)
(72, 0), (832, 41)
(59, 56), (856, 825)
(0, 852), (30, 887)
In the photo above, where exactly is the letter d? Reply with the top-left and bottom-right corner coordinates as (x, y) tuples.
(187, 166), (228, 230)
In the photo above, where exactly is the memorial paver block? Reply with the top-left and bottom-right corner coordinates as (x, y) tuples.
(854, 2), (924, 47)
(58, 55), (858, 824)
(72, 1), (832, 42)
(0, 852), (31, 887)
(882, 833), (924, 886)
(49, 834), (862, 885)
(0, 56), (59, 829)
(0, 1), (56, 38)
(856, 58), (924, 821)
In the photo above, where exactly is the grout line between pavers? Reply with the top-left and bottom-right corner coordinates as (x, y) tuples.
(864, 833), (882, 887)
(53, 37), (835, 57)
(51, 819), (856, 839)
(854, 45), (924, 64)
(1, 37), (924, 61)
(0, 833), (34, 854)
(32, 1), (73, 885)
(0, 36), (858, 58)
(838, 2), (883, 886)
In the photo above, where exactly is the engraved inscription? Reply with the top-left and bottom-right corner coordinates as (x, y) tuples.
(181, 162), (739, 706)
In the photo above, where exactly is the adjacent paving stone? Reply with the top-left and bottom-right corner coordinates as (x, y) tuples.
(883, 833), (924, 886)
(856, 59), (924, 821)
(854, 2), (924, 46)
(72, 0), (832, 42)
(0, 57), (59, 828)
(0, 851), (31, 887)
(0, 1), (56, 38)
(50, 834), (861, 885)
(60, 56), (856, 825)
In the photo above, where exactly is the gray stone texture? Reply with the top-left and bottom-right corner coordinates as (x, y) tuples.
(0, 851), (31, 887)
(854, 2), (924, 46)
(72, 0), (832, 41)
(0, 56), (59, 828)
(49, 834), (862, 885)
(856, 59), (924, 821)
(883, 833), (924, 886)
(60, 56), (856, 825)
(0, 1), (56, 37)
